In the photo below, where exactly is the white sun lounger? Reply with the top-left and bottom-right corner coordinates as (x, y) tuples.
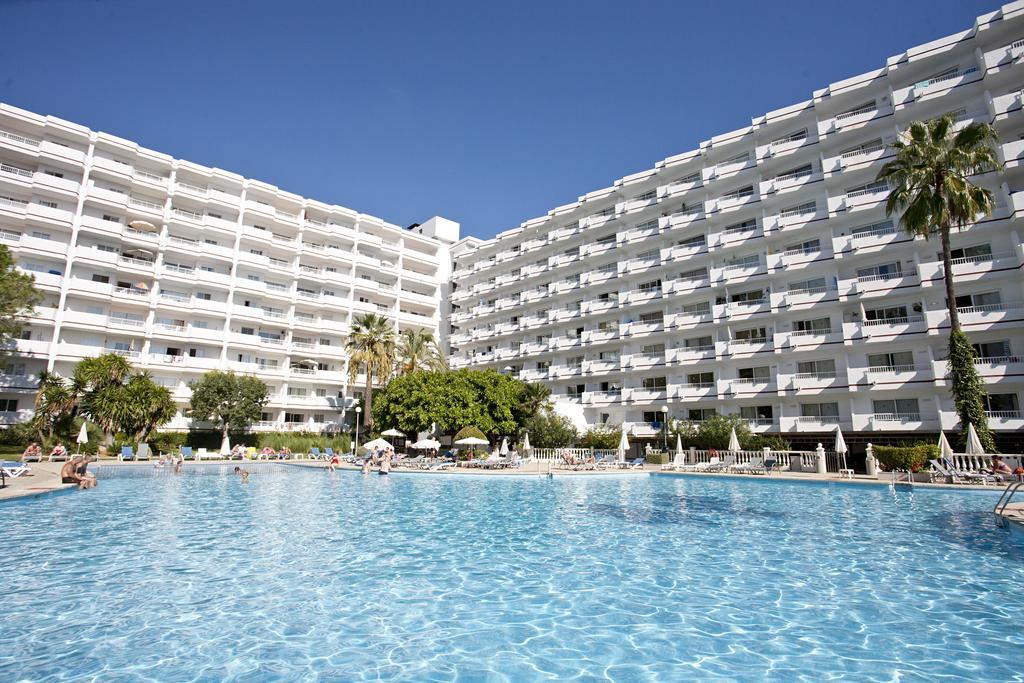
(1, 461), (30, 477)
(732, 457), (765, 475)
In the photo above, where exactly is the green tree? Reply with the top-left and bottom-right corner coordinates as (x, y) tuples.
(671, 414), (751, 450)
(0, 244), (43, 355)
(73, 353), (134, 444)
(372, 369), (525, 438)
(516, 382), (551, 423)
(396, 329), (447, 374)
(521, 410), (578, 449)
(877, 114), (999, 451)
(346, 313), (396, 429)
(32, 370), (75, 440)
(119, 374), (176, 442)
(579, 424), (622, 449)
(188, 371), (269, 438)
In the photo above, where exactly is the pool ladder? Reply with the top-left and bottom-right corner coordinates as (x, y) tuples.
(889, 469), (913, 491)
(993, 480), (1024, 529)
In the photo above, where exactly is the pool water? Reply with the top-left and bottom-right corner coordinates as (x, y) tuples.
(1, 467), (1021, 681)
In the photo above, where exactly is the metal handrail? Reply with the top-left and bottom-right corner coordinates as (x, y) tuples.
(994, 481), (1024, 528)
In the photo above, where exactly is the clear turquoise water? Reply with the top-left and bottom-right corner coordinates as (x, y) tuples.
(1, 466), (1022, 681)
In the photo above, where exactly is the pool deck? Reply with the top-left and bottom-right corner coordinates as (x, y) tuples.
(0, 461), (77, 501)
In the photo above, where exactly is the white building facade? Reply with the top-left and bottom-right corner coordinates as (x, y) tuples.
(448, 3), (1024, 447)
(0, 103), (458, 432)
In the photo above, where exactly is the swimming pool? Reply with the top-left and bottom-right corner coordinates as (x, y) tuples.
(1, 466), (1021, 681)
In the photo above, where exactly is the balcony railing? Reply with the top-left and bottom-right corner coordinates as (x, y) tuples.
(957, 302), (1023, 315)
(872, 412), (921, 422)
(867, 364), (916, 374)
(863, 315), (923, 326)
(840, 143), (885, 160)
(856, 271), (902, 283)
(0, 162), (32, 178)
(796, 415), (841, 424)
(914, 66), (978, 89)
(986, 410), (1022, 419)
(0, 129), (41, 147)
(835, 105), (876, 122)
(975, 355), (1023, 365)
(794, 371), (836, 380)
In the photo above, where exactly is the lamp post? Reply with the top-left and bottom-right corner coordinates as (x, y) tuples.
(661, 406), (669, 452)
(354, 406), (362, 455)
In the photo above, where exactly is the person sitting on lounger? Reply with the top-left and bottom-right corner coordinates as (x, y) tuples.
(233, 466), (249, 483)
(991, 456), (1013, 478)
(279, 446), (292, 459)
(50, 443), (67, 460)
(61, 457), (93, 489)
(261, 446), (277, 458)
(230, 445), (245, 460)
(22, 442), (41, 461)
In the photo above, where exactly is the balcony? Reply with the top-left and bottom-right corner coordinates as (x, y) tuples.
(580, 269), (617, 286)
(621, 352), (664, 370)
(662, 275), (710, 296)
(773, 329), (842, 351)
(844, 315), (926, 341)
(917, 251), (1019, 286)
(582, 298), (617, 315)
(666, 345), (715, 364)
(519, 368), (549, 382)
(619, 255), (662, 275)
(581, 328), (619, 344)
(660, 206), (705, 231)
(623, 387), (668, 403)
(838, 271), (918, 299)
(673, 381), (716, 400)
(582, 390), (622, 405)
(665, 309), (713, 329)
(620, 320), (664, 338)
(582, 358), (620, 374)
(620, 288), (662, 306)
(714, 297), (770, 320)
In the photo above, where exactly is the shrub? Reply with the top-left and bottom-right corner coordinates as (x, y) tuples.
(578, 424), (622, 450)
(747, 434), (792, 451)
(644, 452), (669, 465)
(521, 411), (578, 448)
(873, 443), (939, 472)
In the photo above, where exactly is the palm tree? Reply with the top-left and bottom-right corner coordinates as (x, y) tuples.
(32, 370), (74, 440)
(345, 313), (396, 428)
(72, 353), (134, 445)
(876, 114), (1000, 450)
(520, 382), (552, 420)
(396, 329), (447, 374)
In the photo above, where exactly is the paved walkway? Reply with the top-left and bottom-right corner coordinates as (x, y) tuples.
(0, 461), (76, 502)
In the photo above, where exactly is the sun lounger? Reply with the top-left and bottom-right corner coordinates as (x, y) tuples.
(707, 455), (734, 472)
(481, 457), (510, 469)
(324, 448), (334, 461)
(661, 453), (686, 471)
(619, 457), (645, 470)
(428, 460), (457, 471)
(120, 446), (135, 461)
(136, 443), (152, 461)
(1, 461), (30, 477)
(680, 456), (719, 472)
(941, 457), (998, 485)
(22, 451), (42, 463)
(732, 457), (765, 475)
(180, 446), (194, 460)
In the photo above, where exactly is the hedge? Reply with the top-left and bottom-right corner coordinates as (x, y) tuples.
(111, 430), (351, 457)
(873, 443), (939, 472)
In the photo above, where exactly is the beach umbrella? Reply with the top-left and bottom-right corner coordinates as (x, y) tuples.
(937, 431), (954, 461)
(362, 437), (393, 451)
(522, 433), (531, 451)
(381, 428), (405, 437)
(834, 426), (848, 472)
(455, 436), (489, 446)
(675, 433), (684, 465)
(727, 427), (741, 452)
(75, 421), (88, 455)
(411, 438), (440, 450)
(965, 423), (985, 455)
(617, 429), (630, 462)
(500, 438), (509, 456)
(220, 434), (231, 456)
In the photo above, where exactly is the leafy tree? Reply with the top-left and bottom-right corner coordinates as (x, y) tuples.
(346, 313), (396, 429)
(188, 371), (269, 437)
(373, 369), (524, 438)
(671, 414), (751, 450)
(119, 374), (176, 442)
(579, 424), (622, 449)
(396, 329), (447, 374)
(0, 244), (43, 355)
(877, 114), (999, 451)
(521, 410), (578, 449)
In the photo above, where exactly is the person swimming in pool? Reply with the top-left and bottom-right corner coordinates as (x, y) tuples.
(361, 458), (371, 475)
(379, 453), (391, 475)
(175, 457), (184, 474)
(233, 466), (249, 483)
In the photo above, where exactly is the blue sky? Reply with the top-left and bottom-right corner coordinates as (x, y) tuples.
(0, 0), (996, 239)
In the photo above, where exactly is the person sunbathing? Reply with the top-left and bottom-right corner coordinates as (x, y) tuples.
(22, 442), (41, 461)
(50, 443), (67, 460)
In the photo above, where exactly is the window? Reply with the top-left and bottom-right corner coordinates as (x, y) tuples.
(973, 341), (1011, 359)
(721, 185), (754, 201)
(730, 289), (764, 303)
(641, 343), (665, 356)
(800, 402), (840, 419)
(195, 292), (212, 301)
(738, 366), (771, 381)
(740, 405), (773, 420)
(851, 220), (896, 238)
(797, 359), (836, 378)
(771, 128), (807, 145)
(678, 235), (706, 248)
(103, 214), (122, 223)
(794, 317), (832, 334)
(678, 267), (707, 280)
(688, 408), (717, 422)
(91, 274), (110, 284)
(672, 171), (701, 185)
(872, 399), (920, 419)
(720, 151), (750, 166)
(948, 244), (992, 261)
(566, 384), (585, 398)
(955, 291), (1002, 310)
(779, 200), (816, 218)
(867, 351), (914, 370)
(682, 301), (711, 315)
(686, 372), (714, 387)
(633, 190), (656, 202)
(287, 387), (307, 397)
(240, 327), (255, 336)
(864, 305), (909, 323)
(685, 336), (713, 350)
(775, 163), (813, 181)
(985, 394), (1020, 415)
(641, 376), (666, 390)
(723, 218), (757, 234)
(638, 279), (662, 293)
(726, 254), (760, 269)
(319, 338), (331, 346)
(857, 262), (902, 280)
(639, 311), (664, 324)
(784, 238), (820, 255)
(314, 388), (327, 398)
(734, 327), (767, 342)
(284, 412), (305, 423)
(0, 399), (18, 412)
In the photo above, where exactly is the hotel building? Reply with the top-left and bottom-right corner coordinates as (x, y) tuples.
(3, 3), (1024, 445)
(0, 102), (459, 432)
(448, 3), (1024, 445)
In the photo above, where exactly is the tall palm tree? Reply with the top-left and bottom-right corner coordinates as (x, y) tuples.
(32, 370), (74, 440)
(396, 329), (447, 374)
(345, 313), (396, 428)
(520, 382), (552, 419)
(876, 114), (999, 450)
(72, 353), (134, 445)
